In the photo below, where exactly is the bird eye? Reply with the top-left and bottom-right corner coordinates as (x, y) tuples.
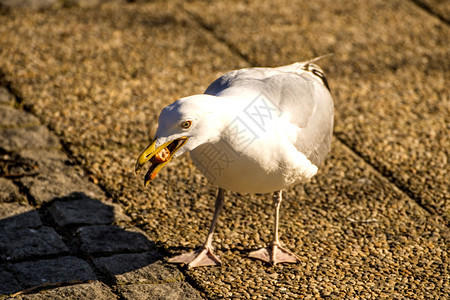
(181, 120), (192, 129)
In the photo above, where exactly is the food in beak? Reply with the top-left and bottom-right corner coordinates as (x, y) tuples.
(150, 147), (170, 164)
(135, 137), (188, 186)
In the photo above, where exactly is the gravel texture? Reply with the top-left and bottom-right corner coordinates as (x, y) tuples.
(0, 0), (448, 299)
(183, 0), (450, 225)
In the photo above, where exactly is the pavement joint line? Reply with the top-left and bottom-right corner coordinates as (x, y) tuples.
(409, 0), (450, 25)
(336, 138), (449, 233)
(335, 138), (443, 219)
(183, 7), (256, 68)
(183, 7), (447, 228)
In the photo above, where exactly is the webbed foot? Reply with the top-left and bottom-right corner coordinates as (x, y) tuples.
(168, 247), (221, 269)
(249, 243), (300, 265)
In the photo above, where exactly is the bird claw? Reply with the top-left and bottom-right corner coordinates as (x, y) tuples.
(168, 247), (221, 269)
(249, 243), (300, 265)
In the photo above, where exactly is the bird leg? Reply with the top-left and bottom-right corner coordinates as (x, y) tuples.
(168, 188), (224, 268)
(249, 190), (300, 265)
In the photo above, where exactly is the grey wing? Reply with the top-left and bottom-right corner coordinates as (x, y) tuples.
(287, 73), (334, 166)
(204, 70), (240, 96)
(204, 68), (274, 96)
(205, 68), (334, 166)
(258, 73), (334, 166)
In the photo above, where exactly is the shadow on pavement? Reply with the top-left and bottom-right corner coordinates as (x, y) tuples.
(0, 192), (167, 295)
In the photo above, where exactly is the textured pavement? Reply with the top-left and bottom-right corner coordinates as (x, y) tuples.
(0, 0), (448, 299)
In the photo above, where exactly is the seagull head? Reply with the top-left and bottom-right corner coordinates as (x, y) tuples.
(135, 94), (222, 186)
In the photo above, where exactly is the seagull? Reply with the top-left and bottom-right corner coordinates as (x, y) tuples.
(135, 57), (334, 268)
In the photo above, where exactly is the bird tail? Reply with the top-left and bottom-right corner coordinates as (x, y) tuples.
(277, 53), (333, 72)
(298, 53), (334, 66)
(277, 54), (333, 91)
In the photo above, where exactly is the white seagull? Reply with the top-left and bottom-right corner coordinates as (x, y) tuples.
(135, 57), (334, 268)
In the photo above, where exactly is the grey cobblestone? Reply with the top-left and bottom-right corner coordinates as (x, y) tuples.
(77, 225), (155, 255)
(0, 202), (41, 230)
(18, 150), (104, 205)
(10, 256), (97, 288)
(47, 195), (130, 227)
(0, 226), (68, 261)
(0, 126), (60, 152)
(0, 267), (22, 295)
(0, 105), (40, 128)
(93, 252), (183, 285)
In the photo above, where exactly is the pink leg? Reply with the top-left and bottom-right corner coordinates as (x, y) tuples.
(168, 188), (224, 268)
(249, 190), (300, 265)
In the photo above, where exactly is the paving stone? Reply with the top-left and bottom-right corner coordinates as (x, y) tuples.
(93, 252), (183, 284)
(0, 178), (23, 203)
(47, 195), (130, 227)
(19, 281), (117, 300)
(10, 256), (97, 288)
(0, 202), (42, 230)
(118, 282), (203, 300)
(0, 126), (60, 152)
(20, 171), (99, 206)
(18, 150), (105, 205)
(0, 105), (40, 128)
(77, 225), (155, 255)
(0, 87), (15, 106)
(0, 226), (68, 261)
(0, 266), (22, 295)
(19, 149), (78, 174)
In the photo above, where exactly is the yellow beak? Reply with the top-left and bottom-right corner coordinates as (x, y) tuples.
(135, 137), (188, 186)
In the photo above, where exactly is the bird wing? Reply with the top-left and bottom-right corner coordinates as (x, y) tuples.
(204, 62), (334, 166)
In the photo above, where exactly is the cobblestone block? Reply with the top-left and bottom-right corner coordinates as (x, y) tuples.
(0, 105), (40, 128)
(47, 195), (130, 227)
(0, 202), (42, 230)
(77, 225), (154, 255)
(20, 173), (103, 206)
(19, 281), (117, 300)
(93, 252), (185, 285)
(18, 150), (104, 205)
(0, 179), (24, 203)
(0, 266), (22, 295)
(0, 226), (68, 261)
(0, 126), (60, 152)
(10, 256), (97, 288)
(118, 282), (203, 300)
